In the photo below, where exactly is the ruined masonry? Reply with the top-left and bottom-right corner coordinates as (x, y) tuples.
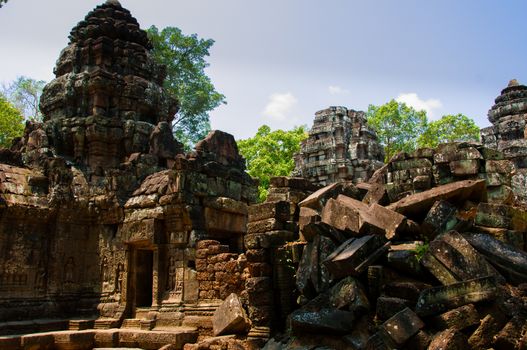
(0, 1), (258, 348)
(481, 79), (527, 204)
(293, 106), (385, 186)
(1, 1), (527, 349)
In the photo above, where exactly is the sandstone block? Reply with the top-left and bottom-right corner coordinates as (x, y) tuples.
(415, 276), (497, 317)
(212, 293), (251, 336)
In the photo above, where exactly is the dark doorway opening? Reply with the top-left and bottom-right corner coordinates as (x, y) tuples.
(135, 250), (153, 307)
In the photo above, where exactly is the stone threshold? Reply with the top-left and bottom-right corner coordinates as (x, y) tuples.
(0, 327), (198, 350)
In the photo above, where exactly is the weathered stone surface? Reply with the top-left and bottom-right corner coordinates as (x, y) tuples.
(429, 304), (480, 331)
(492, 314), (527, 349)
(375, 296), (412, 321)
(387, 242), (425, 277)
(387, 179), (486, 218)
(463, 233), (527, 284)
(324, 235), (390, 278)
(415, 276), (498, 317)
(248, 201), (290, 223)
(293, 107), (384, 186)
(212, 293), (251, 336)
(290, 308), (355, 335)
(422, 200), (459, 237)
(421, 231), (503, 285)
(320, 197), (361, 233)
(468, 313), (505, 349)
(337, 194), (407, 239)
(381, 307), (424, 346)
(298, 181), (360, 211)
(296, 234), (335, 298)
(427, 328), (469, 350)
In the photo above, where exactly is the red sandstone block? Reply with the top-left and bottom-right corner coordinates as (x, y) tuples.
(246, 249), (268, 262)
(208, 244), (230, 255)
(197, 272), (214, 281)
(196, 240), (221, 249)
(196, 249), (208, 259)
(195, 258), (207, 271)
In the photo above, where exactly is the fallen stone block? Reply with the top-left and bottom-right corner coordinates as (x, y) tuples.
(361, 182), (389, 205)
(427, 328), (469, 350)
(298, 206), (320, 233)
(473, 225), (524, 250)
(492, 314), (527, 350)
(382, 307), (424, 346)
(212, 293), (251, 336)
(405, 330), (432, 350)
(290, 308), (355, 335)
(421, 231), (504, 285)
(338, 194), (407, 239)
(422, 200), (459, 237)
(387, 242), (426, 277)
(342, 316), (371, 350)
(296, 234), (335, 296)
(321, 197), (361, 234)
(324, 235), (390, 279)
(299, 181), (360, 211)
(463, 233), (527, 284)
(376, 296), (412, 321)
(415, 276), (498, 317)
(300, 222), (346, 244)
(387, 179), (486, 218)
(468, 313), (506, 349)
(429, 304), (480, 331)
(383, 281), (432, 302)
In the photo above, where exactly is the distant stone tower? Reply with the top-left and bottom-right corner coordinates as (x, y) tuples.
(293, 106), (384, 186)
(481, 79), (527, 203)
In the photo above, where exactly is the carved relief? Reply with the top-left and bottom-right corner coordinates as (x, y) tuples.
(115, 263), (124, 293)
(64, 257), (75, 283)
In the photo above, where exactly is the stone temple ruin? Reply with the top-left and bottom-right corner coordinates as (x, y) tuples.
(1, 1), (527, 350)
(293, 106), (385, 186)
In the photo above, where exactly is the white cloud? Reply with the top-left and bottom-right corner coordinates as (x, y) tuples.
(328, 85), (350, 95)
(263, 92), (298, 121)
(396, 93), (442, 119)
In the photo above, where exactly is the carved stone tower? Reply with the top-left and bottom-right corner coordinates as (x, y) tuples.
(293, 106), (385, 186)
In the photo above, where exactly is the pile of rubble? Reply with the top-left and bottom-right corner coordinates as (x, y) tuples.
(262, 149), (527, 349)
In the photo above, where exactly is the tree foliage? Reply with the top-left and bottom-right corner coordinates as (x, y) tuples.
(1, 76), (46, 121)
(0, 0), (8, 8)
(417, 113), (480, 148)
(238, 125), (308, 202)
(147, 26), (226, 148)
(0, 95), (25, 148)
(366, 100), (428, 161)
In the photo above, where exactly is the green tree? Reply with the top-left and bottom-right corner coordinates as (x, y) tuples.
(366, 100), (428, 161)
(147, 26), (226, 148)
(238, 125), (308, 202)
(417, 113), (480, 148)
(2, 76), (46, 121)
(0, 0), (8, 8)
(0, 95), (25, 148)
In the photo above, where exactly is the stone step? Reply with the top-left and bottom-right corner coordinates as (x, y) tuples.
(120, 319), (141, 329)
(68, 319), (95, 331)
(93, 318), (119, 329)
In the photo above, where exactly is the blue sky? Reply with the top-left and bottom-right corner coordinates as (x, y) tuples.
(1, 0), (526, 139)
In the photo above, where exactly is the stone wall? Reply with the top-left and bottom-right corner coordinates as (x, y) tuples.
(293, 106), (384, 186)
(481, 79), (527, 204)
(368, 142), (516, 206)
(0, 0), (257, 332)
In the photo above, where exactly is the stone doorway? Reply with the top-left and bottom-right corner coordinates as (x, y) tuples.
(135, 249), (153, 308)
